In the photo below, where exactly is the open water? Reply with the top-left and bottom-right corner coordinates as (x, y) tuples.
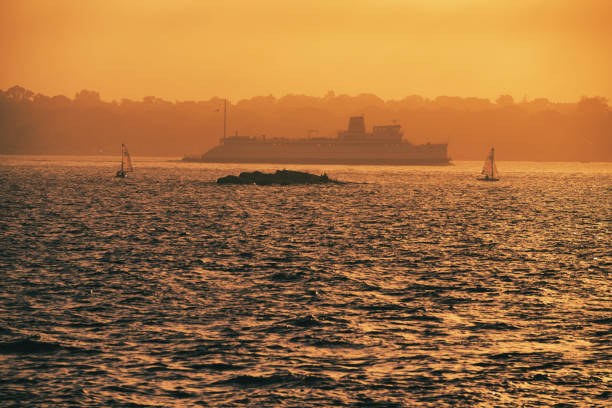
(0, 156), (611, 407)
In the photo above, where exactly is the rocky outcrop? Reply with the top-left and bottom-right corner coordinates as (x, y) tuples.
(217, 170), (341, 185)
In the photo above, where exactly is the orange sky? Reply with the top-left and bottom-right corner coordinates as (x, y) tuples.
(1, 0), (611, 102)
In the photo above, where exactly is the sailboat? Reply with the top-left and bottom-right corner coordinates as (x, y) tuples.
(478, 147), (499, 181)
(115, 143), (134, 178)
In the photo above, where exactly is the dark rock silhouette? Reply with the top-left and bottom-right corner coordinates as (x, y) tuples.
(217, 170), (341, 185)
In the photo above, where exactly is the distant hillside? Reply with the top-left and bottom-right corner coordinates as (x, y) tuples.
(1, 86), (610, 161)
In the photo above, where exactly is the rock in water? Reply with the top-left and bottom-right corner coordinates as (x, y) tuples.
(217, 170), (341, 185)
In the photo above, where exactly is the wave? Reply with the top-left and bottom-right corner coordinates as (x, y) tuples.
(468, 321), (520, 331)
(190, 362), (245, 371)
(0, 338), (94, 355)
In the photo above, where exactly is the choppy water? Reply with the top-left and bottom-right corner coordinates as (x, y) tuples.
(0, 156), (611, 407)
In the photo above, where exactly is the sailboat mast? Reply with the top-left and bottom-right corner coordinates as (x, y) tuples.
(121, 143), (124, 173)
(491, 147), (495, 178)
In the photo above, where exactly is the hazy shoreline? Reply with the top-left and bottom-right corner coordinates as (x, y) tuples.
(2, 86), (611, 163)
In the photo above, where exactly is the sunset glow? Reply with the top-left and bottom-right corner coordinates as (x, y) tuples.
(2, 2), (612, 406)
(2, 0), (611, 102)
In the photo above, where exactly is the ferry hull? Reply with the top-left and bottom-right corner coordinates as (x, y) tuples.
(184, 156), (451, 166)
(186, 142), (451, 166)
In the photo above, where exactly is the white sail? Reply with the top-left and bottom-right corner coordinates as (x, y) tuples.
(481, 147), (498, 179)
(123, 145), (134, 172)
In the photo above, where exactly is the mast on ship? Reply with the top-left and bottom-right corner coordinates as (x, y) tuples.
(223, 99), (227, 139)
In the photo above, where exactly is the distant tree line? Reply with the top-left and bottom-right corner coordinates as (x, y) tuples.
(1, 85), (610, 161)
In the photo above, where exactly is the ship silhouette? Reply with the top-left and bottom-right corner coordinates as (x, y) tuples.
(185, 116), (450, 165)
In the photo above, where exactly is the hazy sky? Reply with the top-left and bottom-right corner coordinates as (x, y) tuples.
(2, 0), (611, 102)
